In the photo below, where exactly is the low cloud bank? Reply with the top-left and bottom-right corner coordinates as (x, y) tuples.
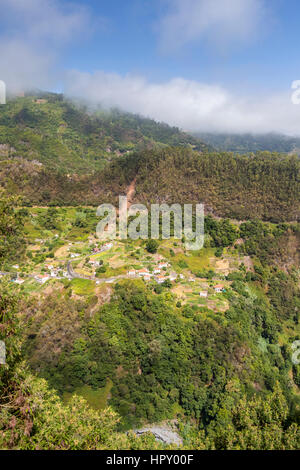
(65, 70), (300, 136)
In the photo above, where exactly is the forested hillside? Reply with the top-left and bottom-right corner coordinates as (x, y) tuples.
(1, 146), (299, 222)
(0, 93), (209, 174)
(122, 148), (300, 222)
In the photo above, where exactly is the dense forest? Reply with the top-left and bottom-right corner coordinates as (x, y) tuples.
(0, 146), (299, 223)
(116, 148), (300, 222)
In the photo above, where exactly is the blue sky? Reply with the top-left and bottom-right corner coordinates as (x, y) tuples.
(58, 0), (300, 92)
(1, 0), (300, 134)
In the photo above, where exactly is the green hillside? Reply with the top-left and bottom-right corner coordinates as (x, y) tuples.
(0, 92), (210, 174)
(0, 145), (299, 222)
(117, 147), (300, 222)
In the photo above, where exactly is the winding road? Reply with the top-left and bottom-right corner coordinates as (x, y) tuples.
(67, 260), (127, 284)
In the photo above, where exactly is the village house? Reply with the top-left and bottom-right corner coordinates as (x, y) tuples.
(169, 273), (177, 282)
(200, 291), (208, 298)
(143, 274), (152, 282)
(155, 275), (167, 284)
(138, 268), (149, 278)
(47, 267), (55, 277)
(214, 284), (225, 293)
(153, 268), (161, 275)
(32, 99), (47, 104)
(101, 242), (113, 251)
(35, 274), (50, 284)
(158, 262), (168, 269)
(89, 260), (99, 267)
(127, 269), (136, 277)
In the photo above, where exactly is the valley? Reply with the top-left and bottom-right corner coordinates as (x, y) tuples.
(0, 97), (299, 451)
(1, 0), (300, 453)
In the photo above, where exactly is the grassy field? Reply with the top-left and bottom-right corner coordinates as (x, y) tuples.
(70, 278), (95, 296)
(63, 379), (113, 411)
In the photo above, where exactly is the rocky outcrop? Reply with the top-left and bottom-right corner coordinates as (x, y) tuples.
(133, 425), (183, 446)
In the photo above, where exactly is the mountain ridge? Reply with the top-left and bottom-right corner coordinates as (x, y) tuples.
(193, 132), (300, 154)
(0, 92), (211, 174)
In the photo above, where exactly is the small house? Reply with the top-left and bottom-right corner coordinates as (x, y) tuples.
(36, 275), (50, 284)
(138, 268), (149, 277)
(158, 262), (168, 269)
(102, 242), (113, 251)
(214, 285), (224, 294)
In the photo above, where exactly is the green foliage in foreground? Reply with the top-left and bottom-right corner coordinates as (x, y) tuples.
(185, 382), (299, 450)
(1, 277), (299, 450)
(0, 280), (161, 450)
(0, 192), (26, 268)
(24, 273), (300, 436)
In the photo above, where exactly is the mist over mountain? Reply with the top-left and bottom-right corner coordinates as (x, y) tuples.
(193, 132), (300, 154)
(0, 93), (210, 174)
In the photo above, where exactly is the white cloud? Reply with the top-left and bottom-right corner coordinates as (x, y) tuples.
(65, 70), (300, 136)
(0, 0), (94, 92)
(0, 0), (297, 136)
(158, 0), (266, 53)
(0, 40), (56, 92)
(0, 0), (92, 43)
